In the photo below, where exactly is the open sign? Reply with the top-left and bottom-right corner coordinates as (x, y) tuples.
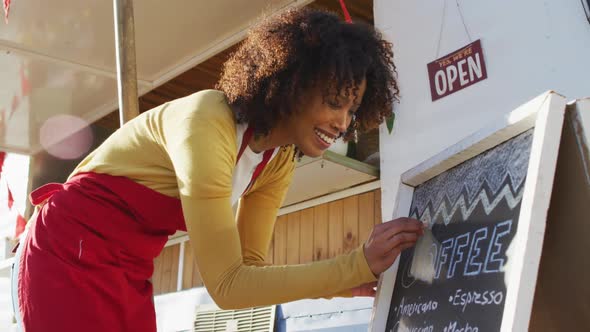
(427, 40), (488, 101)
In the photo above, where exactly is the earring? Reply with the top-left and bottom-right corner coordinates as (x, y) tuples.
(348, 119), (359, 143)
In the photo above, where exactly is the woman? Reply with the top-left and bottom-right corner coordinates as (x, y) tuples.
(12, 7), (424, 332)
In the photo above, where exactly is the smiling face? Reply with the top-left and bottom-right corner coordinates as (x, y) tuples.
(285, 79), (367, 157)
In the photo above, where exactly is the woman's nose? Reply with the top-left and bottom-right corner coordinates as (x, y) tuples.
(332, 109), (351, 134)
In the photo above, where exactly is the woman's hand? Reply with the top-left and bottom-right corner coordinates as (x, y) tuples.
(351, 281), (378, 297)
(363, 217), (424, 276)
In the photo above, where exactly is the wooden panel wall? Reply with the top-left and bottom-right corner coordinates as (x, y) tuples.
(269, 189), (382, 266)
(152, 189), (382, 295)
(152, 244), (180, 294)
(182, 241), (205, 289)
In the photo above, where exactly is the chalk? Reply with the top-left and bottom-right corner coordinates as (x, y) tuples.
(409, 228), (439, 284)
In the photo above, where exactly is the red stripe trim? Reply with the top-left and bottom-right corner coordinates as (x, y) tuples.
(339, 0), (353, 23)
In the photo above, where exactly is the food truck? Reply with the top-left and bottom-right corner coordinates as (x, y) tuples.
(0, 0), (588, 331)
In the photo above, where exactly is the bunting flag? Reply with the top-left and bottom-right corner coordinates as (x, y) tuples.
(7, 183), (14, 209)
(15, 213), (26, 239)
(8, 64), (28, 120)
(0, 152), (27, 239)
(20, 65), (31, 97)
(339, 0), (352, 23)
(10, 95), (19, 119)
(3, 0), (10, 24)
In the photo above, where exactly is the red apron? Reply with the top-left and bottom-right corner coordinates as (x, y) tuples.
(17, 126), (274, 331)
(17, 172), (186, 332)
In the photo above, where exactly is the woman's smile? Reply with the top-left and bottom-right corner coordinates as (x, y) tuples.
(314, 128), (337, 148)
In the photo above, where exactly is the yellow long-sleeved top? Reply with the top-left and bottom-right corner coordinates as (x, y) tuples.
(72, 90), (377, 309)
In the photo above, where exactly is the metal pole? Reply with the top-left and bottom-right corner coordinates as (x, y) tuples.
(113, 0), (140, 126)
(177, 241), (185, 291)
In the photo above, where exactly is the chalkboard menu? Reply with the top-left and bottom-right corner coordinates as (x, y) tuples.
(385, 129), (534, 332)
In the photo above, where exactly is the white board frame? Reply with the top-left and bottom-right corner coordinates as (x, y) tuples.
(568, 98), (590, 186)
(369, 91), (567, 332)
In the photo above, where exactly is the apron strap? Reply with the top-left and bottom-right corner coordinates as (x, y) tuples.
(13, 183), (64, 252)
(237, 126), (254, 162)
(236, 126), (275, 195)
(29, 183), (65, 205)
(243, 149), (274, 195)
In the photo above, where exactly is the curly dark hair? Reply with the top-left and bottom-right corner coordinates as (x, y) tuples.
(217, 7), (398, 141)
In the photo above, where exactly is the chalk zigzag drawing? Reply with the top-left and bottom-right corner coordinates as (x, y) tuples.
(409, 175), (524, 226)
(408, 129), (533, 226)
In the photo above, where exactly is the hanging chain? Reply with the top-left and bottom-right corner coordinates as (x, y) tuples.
(435, 0), (448, 58)
(456, 0), (473, 42)
(435, 0), (473, 58)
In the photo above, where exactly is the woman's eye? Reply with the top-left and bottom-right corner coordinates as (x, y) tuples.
(327, 100), (341, 109)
